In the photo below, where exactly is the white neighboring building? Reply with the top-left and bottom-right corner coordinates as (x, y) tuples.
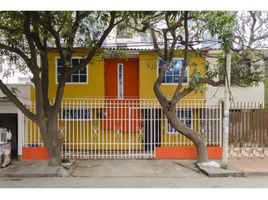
(0, 62), (31, 159)
(205, 50), (265, 105)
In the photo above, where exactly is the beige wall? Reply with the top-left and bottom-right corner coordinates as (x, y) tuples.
(205, 50), (264, 104)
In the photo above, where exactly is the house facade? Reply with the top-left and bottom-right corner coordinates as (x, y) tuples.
(22, 48), (223, 160)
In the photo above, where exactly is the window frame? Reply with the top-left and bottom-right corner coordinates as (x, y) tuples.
(167, 108), (193, 134)
(55, 57), (88, 85)
(157, 58), (189, 85)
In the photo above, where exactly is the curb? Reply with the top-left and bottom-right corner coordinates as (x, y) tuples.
(243, 172), (268, 177)
(196, 163), (244, 178)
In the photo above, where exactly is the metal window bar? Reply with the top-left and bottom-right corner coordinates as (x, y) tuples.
(23, 98), (222, 159)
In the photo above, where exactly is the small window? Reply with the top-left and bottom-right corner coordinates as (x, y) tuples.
(62, 108), (91, 120)
(167, 109), (192, 134)
(158, 59), (188, 84)
(57, 58), (87, 83)
(118, 63), (124, 99)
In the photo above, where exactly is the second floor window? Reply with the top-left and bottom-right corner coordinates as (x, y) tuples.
(158, 59), (188, 84)
(57, 58), (87, 83)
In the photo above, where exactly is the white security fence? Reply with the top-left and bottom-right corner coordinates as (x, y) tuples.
(24, 98), (222, 159)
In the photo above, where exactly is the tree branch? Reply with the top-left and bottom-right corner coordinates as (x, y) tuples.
(53, 11), (118, 111)
(0, 79), (38, 122)
(0, 43), (39, 76)
(171, 11), (189, 105)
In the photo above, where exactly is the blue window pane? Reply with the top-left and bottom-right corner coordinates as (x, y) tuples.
(57, 58), (88, 83)
(183, 76), (188, 83)
(159, 59), (164, 67)
(57, 66), (62, 75)
(165, 75), (172, 83)
(62, 109), (91, 120)
(80, 75), (86, 82)
(158, 59), (187, 84)
(80, 67), (87, 75)
(72, 75), (79, 82)
(57, 58), (62, 66)
(174, 75), (180, 82)
(173, 65), (180, 74)
(166, 67), (173, 75)
(72, 59), (80, 67)
(168, 109), (192, 133)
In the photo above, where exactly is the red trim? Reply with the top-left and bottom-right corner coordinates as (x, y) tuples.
(22, 147), (49, 160)
(155, 146), (222, 159)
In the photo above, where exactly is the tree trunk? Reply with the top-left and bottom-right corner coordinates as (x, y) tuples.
(153, 83), (208, 163)
(39, 112), (63, 166)
(195, 140), (208, 163)
(165, 110), (208, 163)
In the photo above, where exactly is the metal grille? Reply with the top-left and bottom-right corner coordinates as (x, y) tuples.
(23, 98), (222, 159)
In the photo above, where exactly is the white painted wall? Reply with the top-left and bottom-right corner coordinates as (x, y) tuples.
(0, 84), (31, 156)
(205, 50), (264, 104)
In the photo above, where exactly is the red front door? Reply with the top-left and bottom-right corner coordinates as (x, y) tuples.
(104, 58), (140, 132)
(105, 58), (139, 99)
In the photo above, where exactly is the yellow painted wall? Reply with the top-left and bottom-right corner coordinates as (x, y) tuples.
(139, 51), (206, 99)
(31, 49), (105, 102)
(31, 49), (206, 101)
(27, 49), (208, 150)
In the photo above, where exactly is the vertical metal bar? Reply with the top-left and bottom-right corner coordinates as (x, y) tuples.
(98, 100), (101, 159)
(109, 100), (112, 159)
(101, 100), (104, 159)
(128, 102), (131, 158)
(219, 100), (222, 147)
(95, 99), (97, 159)
(124, 100), (127, 159)
(153, 99), (156, 158)
(83, 100), (85, 158)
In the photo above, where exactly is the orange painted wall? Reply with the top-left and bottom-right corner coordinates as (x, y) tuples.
(104, 58), (139, 98)
(22, 147), (49, 160)
(155, 147), (222, 159)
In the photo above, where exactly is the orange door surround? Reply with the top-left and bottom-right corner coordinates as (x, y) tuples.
(104, 58), (140, 132)
(104, 58), (139, 99)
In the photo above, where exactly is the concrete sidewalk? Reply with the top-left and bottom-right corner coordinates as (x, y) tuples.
(196, 159), (268, 177)
(1, 159), (268, 178)
(229, 159), (268, 177)
(0, 160), (75, 177)
(72, 160), (204, 178)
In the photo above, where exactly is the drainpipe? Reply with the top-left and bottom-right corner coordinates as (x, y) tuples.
(222, 53), (231, 168)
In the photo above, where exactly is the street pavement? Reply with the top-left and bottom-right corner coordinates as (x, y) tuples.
(2, 176), (268, 188)
(1, 159), (268, 188)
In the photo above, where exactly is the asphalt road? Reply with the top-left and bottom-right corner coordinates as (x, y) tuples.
(1, 176), (268, 188)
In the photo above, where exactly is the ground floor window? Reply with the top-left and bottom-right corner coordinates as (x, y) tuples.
(167, 108), (192, 134)
(62, 108), (91, 120)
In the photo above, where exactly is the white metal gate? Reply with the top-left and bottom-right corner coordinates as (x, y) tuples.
(23, 98), (222, 159)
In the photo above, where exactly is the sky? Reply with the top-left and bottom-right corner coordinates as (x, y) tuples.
(1, 0), (268, 11)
